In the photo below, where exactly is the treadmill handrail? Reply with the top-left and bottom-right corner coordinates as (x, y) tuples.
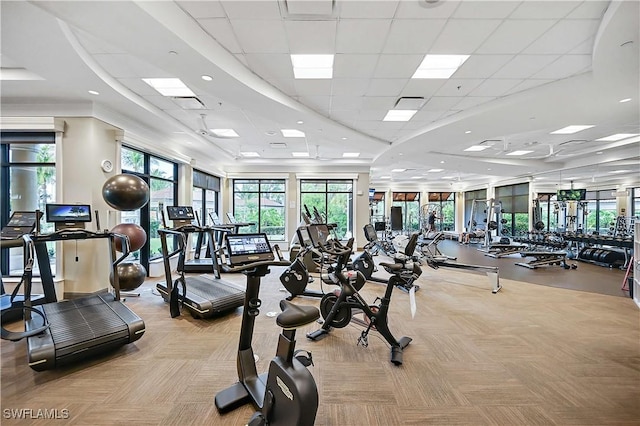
(224, 259), (291, 273)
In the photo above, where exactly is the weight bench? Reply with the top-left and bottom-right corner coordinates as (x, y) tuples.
(515, 252), (571, 269)
(483, 244), (527, 258)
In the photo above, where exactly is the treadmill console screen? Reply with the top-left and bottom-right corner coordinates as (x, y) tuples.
(6, 211), (37, 228)
(45, 204), (92, 223)
(226, 233), (274, 266)
(307, 224), (330, 248)
(166, 206), (195, 221)
(296, 226), (313, 248)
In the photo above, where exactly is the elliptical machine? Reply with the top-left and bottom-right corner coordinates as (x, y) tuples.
(307, 226), (423, 365)
(214, 233), (319, 426)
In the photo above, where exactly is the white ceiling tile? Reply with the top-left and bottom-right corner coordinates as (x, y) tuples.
(234, 54), (249, 67)
(143, 95), (181, 110)
(434, 79), (484, 97)
(353, 119), (383, 130)
(284, 20), (337, 53)
(407, 109), (446, 122)
(221, 0), (282, 19)
(368, 129), (402, 140)
(199, 18), (242, 53)
(336, 19), (392, 53)
(492, 55), (560, 78)
(401, 79), (447, 98)
(231, 20), (289, 53)
(453, 55), (514, 78)
(94, 53), (165, 78)
(118, 78), (167, 96)
(566, 1), (610, 19)
(330, 96), (363, 111)
(366, 79), (407, 96)
(453, 1), (520, 19)
(373, 55), (423, 78)
(510, 1), (579, 19)
(476, 20), (556, 54)
(333, 54), (379, 78)
(503, 78), (553, 96)
(177, 1), (226, 18)
(338, 0), (399, 18)
(379, 121), (406, 130)
(331, 78), (370, 96)
(294, 80), (332, 96)
(569, 37), (594, 54)
(453, 96), (496, 110)
(394, 0), (461, 19)
(299, 95), (331, 113)
(361, 96), (396, 110)
(329, 110), (359, 122)
(76, 30), (126, 54)
(244, 53), (294, 79)
(429, 19), (502, 54)
(423, 97), (463, 110)
(532, 55), (591, 79)
(382, 19), (447, 54)
(284, 0), (334, 16)
(469, 79), (522, 97)
(523, 20), (600, 54)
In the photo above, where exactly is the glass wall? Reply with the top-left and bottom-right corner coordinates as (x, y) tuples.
(300, 179), (353, 239)
(1, 133), (56, 276)
(536, 193), (558, 232)
(121, 146), (177, 268)
(495, 183), (529, 236)
(584, 189), (616, 234)
(392, 192), (420, 232)
(233, 179), (286, 241)
(633, 187), (640, 217)
(427, 192), (455, 231)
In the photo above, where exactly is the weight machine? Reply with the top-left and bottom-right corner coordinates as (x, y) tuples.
(469, 199), (504, 248)
(554, 201), (588, 233)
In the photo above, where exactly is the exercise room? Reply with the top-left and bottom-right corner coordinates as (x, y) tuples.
(1, 1), (638, 425)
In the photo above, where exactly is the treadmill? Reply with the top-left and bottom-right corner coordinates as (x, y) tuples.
(168, 206), (215, 273)
(1, 211), (49, 322)
(156, 206), (245, 319)
(23, 204), (145, 371)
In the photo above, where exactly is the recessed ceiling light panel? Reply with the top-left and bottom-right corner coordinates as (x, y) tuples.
(240, 151), (260, 157)
(464, 145), (489, 152)
(506, 150), (534, 156)
(210, 129), (239, 138)
(281, 129), (306, 137)
(595, 133), (639, 141)
(383, 110), (417, 122)
(291, 54), (334, 79)
(342, 152), (360, 158)
(412, 54), (470, 79)
(550, 125), (595, 134)
(292, 152), (309, 157)
(142, 78), (195, 96)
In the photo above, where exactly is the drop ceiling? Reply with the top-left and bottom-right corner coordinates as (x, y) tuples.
(1, 0), (638, 190)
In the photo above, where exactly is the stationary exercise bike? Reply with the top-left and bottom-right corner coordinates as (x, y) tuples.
(214, 233), (320, 426)
(307, 231), (424, 365)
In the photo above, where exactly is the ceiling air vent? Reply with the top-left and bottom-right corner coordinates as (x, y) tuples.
(172, 96), (206, 110)
(394, 97), (426, 110)
(270, 142), (288, 149)
(282, 0), (336, 19)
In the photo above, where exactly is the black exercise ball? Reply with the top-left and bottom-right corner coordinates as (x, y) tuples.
(111, 223), (147, 252)
(102, 174), (150, 211)
(110, 262), (147, 291)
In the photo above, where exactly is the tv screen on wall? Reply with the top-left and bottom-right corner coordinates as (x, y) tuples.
(557, 189), (586, 201)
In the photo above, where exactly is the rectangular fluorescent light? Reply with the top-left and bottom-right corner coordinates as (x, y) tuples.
(608, 169), (631, 174)
(506, 150), (534, 156)
(550, 125), (595, 134)
(210, 129), (239, 138)
(595, 133), (639, 141)
(391, 168), (406, 172)
(142, 78), (195, 96)
(291, 54), (334, 79)
(379, 176), (391, 179)
(292, 152), (309, 157)
(427, 169), (443, 172)
(281, 129), (306, 137)
(411, 176), (421, 179)
(383, 110), (417, 122)
(464, 145), (490, 152)
(342, 152), (360, 158)
(240, 151), (260, 157)
(412, 54), (470, 79)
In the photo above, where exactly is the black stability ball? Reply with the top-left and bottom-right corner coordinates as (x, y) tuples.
(110, 262), (147, 291)
(102, 174), (150, 211)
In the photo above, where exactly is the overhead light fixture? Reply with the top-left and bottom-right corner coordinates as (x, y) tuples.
(595, 133), (639, 141)
(440, 161), (445, 164)
(608, 169), (631, 174)
(465, 130), (471, 134)
(383, 110), (417, 122)
(270, 142), (287, 149)
(596, 151), (603, 154)
(411, 176), (421, 179)
(441, 176), (455, 180)
(240, 151), (260, 157)
(142, 78), (195, 96)
(296, 120), (304, 124)
(291, 54), (334, 79)
(464, 145), (490, 152)
(292, 152), (309, 157)
(550, 125), (595, 134)
(201, 75), (213, 81)
(506, 150), (533, 156)
(342, 152), (360, 158)
(379, 176), (391, 179)
(88, 90), (99, 95)
(391, 168), (406, 172)
(0, 67), (44, 81)
(412, 54), (470, 79)
(619, 98), (632, 103)
(281, 129), (306, 137)
(341, 137), (348, 140)
(210, 129), (239, 138)
(427, 169), (443, 172)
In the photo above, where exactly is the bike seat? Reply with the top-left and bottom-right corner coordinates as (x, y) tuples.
(277, 300), (320, 330)
(379, 262), (403, 271)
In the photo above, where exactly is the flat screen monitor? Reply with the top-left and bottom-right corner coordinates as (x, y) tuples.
(1, 211), (38, 239)
(296, 226), (313, 247)
(225, 233), (274, 266)
(307, 224), (330, 248)
(557, 189), (586, 201)
(209, 212), (222, 225)
(226, 212), (237, 224)
(166, 206), (195, 221)
(45, 204), (92, 223)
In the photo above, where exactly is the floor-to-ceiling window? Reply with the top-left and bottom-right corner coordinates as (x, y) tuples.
(463, 189), (487, 231)
(392, 192), (420, 232)
(192, 170), (220, 226)
(495, 183), (529, 236)
(633, 187), (640, 217)
(370, 192), (385, 224)
(585, 189), (616, 234)
(121, 146), (177, 270)
(1, 132), (56, 276)
(233, 179), (286, 241)
(300, 179), (353, 239)
(428, 192), (455, 231)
